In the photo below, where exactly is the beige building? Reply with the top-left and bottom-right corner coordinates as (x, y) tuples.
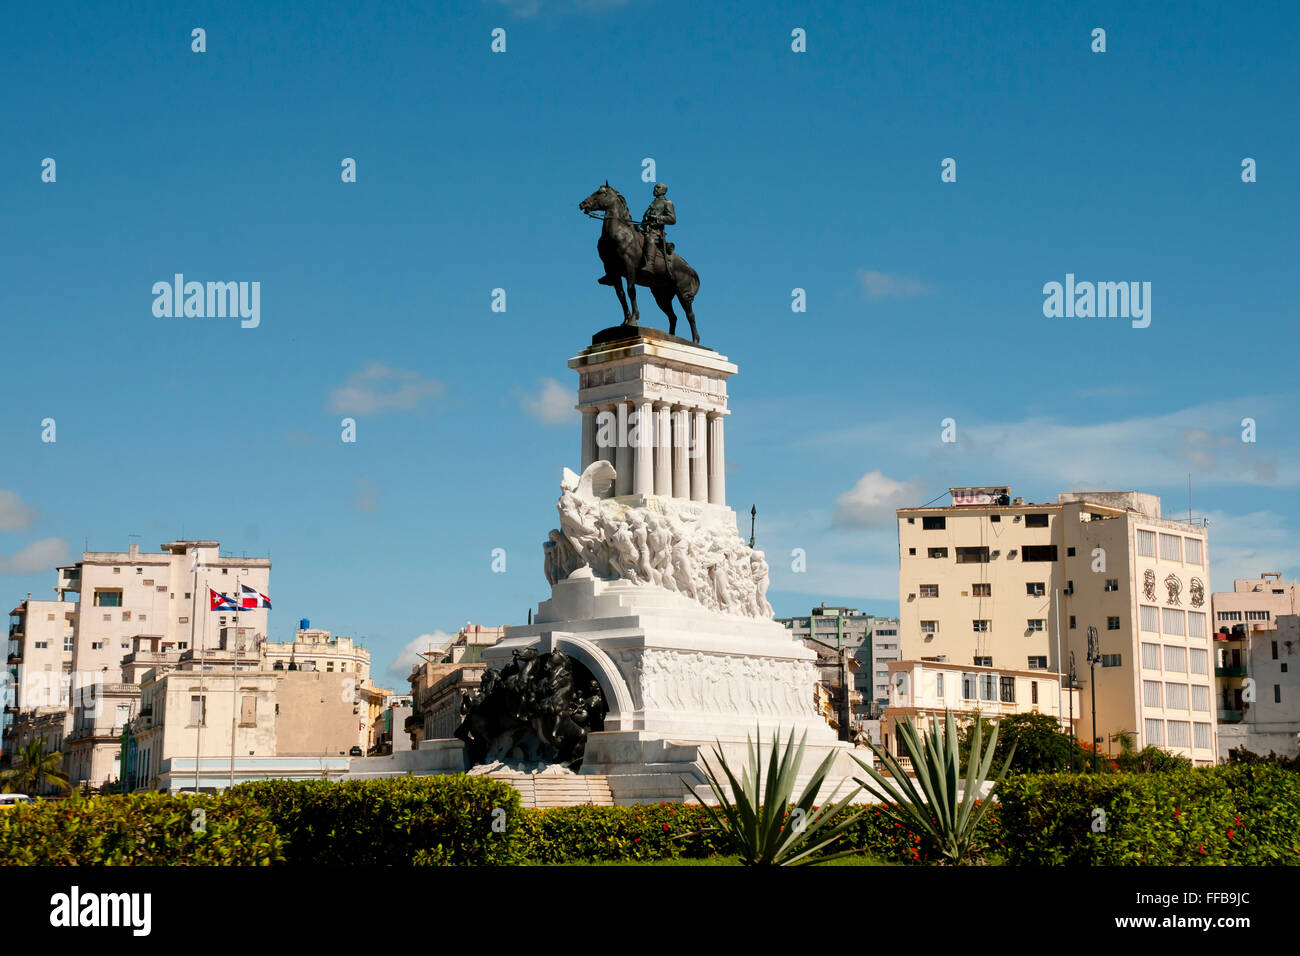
(131, 650), (361, 792)
(407, 623), (506, 745)
(897, 488), (1218, 765)
(883, 659), (1080, 758)
(1211, 573), (1300, 758)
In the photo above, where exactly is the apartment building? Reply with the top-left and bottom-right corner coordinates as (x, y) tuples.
(263, 621), (372, 683)
(408, 624), (507, 744)
(883, 659), (1080, 758)
(776, 605), (901, 722)
(897, 487), (1218, 765)
(1211, 572), (1300, 758)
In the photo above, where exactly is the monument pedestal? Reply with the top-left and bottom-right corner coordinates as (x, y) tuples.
(486, 570), (868, 804)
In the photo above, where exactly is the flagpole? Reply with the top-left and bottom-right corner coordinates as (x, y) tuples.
(193, 548), (204, 793)
(230, 580), (238, 792)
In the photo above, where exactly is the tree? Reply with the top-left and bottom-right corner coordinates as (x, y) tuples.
(1115, 745), (1192, 773)
(957, 712), (1093, 774)
(0, 740), (72, 794)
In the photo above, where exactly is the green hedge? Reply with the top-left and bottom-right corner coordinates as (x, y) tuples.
(997, 764), (1300, 865)
(0, 791), (281, 865)
(234, 776), (523, 865)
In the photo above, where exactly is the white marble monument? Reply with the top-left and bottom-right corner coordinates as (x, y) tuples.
(484, 331), (867, 803)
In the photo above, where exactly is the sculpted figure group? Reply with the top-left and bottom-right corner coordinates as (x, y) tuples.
(543, 461), (774, 619)
(454, 647), (608, 770)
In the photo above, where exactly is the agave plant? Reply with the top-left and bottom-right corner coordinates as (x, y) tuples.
(852, 711), (1015, 865)
(686, 727), (866, 866)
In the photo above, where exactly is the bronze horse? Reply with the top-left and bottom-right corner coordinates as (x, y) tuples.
(579, 183), (700, 343)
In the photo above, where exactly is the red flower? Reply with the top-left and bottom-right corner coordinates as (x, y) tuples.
(1235, 815), (1241, 826)
(634, 837), (641, 842)
(1199, 844), (1206, 855)
(1173, 808), (1180, 818)
(1227, 829), (1235, 840)
(662, 823), (670, 832)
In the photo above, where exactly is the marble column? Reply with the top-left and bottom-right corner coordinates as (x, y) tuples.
(690, 408), (707, 502)
(671, 406), (689, 499)
(707, 411), (726, 506)
(614, 402), (632, 497)
(580, 406), (598, 472)
(633, 399), (654, 497)
(654, 402), (672, 495)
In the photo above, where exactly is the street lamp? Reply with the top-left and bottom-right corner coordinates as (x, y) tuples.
(1068, 650), (1077, 772)
(1087, 625), (1101, 773)
(748, 505), (756, 549)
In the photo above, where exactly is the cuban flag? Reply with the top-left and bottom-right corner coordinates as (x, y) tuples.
(210, 588), (239, 612)
(240, 584), (271, 610)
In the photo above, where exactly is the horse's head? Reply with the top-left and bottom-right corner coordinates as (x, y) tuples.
(579, 182), (616, 214)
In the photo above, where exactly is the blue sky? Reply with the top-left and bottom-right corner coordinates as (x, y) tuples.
(2, 0), (1297, 685)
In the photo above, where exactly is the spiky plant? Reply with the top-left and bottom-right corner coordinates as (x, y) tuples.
(686, 727), (866, 866)
(851, 711), (1015, 865)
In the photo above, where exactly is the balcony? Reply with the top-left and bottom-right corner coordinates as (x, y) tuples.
(1217, 708), (1245, 724)
(1215, 665), (1247, 678)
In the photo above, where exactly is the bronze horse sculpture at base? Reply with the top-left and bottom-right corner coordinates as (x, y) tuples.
(579, 183), (701, 344)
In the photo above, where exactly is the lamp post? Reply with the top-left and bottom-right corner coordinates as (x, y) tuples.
(1087, 626), (1101, 773)
(748, 505), (756, 548)
(1068, 650), (1077, 772)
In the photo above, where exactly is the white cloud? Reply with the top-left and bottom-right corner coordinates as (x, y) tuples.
(385, 630), (455, 685)
(832, 470), (923, 528)
(857, 269), (937, 299)
(0, 490), (37, 532)
(0, 538), (69, 575)
(519, 378), (575, 426)
(1202, 509), (1300, 584)
(327, 362), (445, 415)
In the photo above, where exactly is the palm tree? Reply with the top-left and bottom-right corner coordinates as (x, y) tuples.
(0, 740), (72, 795)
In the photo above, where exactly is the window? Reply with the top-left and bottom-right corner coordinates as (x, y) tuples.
(935, 673), (944, 699)
(190, 695), (206, 726)
(222, 568), (228, 575)
(1193, 722), (1211, 749)
(1143, 680), (1162, 707)
(1191, 684), (1210, 712)
(1031, 681), (1039, 704)
(34, 640), (49, 649)
(1023, 513), (1048, 528)
(135, 567), (142, 574)
(1218, 610), (1242, 622)
(922, 516), (946, 530)
(184, 592), (191, 600)
(1104, 579), (1119, 591)
(1101, 653), (1122, 667)
(1137, 530), (1156, 556)
(1246, 610), (1270, 622)
(1158, 533), (1182, 561)
(979, 674), (997, 701)
(972, 620), (990, 633)
(113, 567), (121, 574)
(1028, 619), (1044, 632)
(1184, 538), (1203, 565)
(928, 547), (948, 559)
(1069, 615), (1076, 629)
(972, 583), (991, 597)
(1272, 640), (1279, 660)
(1187, 612), (1206, 639)
(1141, 643), (1161, 670)
(122, 610), (131, 621)
(1021, 545), (1058, 562)
(1027, 655), (1047, 669)
(1064, 580), (1074, 595)
(1144, 718), (1163, 746)
(990, 515), (1001, 523)
(1164, 646), (1186, 673)
(1107, 616), (1121, 630)
(93, 590), (123, 607)
(1162, 608), (1184, 636)
(1140, 605), (1159, 633)
(1067, 547), (1076, 557)
(327, 662), (335, 672)
(63, 635), (73, 652)
(102, 614), (110, 622)
(999, 677), (1016, 702)
(179, 616), (189, 624)
(920, 620), (938, 635)
(156, 585), (167, 592)
(91, 641), (104, 650)
(240, 695), (256, 726)
(1189, 648), (1208, 675)
(1275, 685), (1283, 704)
(973, 656), (992, 667)
(962, 673), (976, 699)
(956, 547), (990, 564)
(1026, 582), (1045, 597)
(1167, 720), (1190, 748)
(907, 548), (916, 556)
(919, 584), (939, 598)
(1165, 683), (1188, 710)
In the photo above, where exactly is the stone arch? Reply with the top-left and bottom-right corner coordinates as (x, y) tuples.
(538, 631), (634, 731)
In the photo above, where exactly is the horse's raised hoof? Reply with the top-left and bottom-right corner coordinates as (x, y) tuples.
(597, 275), (614, 286)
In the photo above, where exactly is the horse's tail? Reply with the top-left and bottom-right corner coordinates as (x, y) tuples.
(678, 260), (700, 301)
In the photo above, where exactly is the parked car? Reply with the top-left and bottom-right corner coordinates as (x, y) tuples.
(0, 794), (33, 811)
(348, 746), (363, 756)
